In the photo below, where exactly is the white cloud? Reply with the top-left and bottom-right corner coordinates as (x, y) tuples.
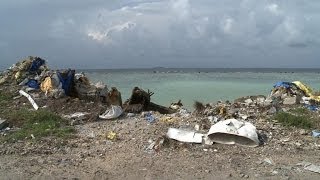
(87, 21), (136, 43)
(222, 18), (234, 34)
(171, 0), (190, 20)
(266, 3), (282, 15)
(1, 0), (320, 68)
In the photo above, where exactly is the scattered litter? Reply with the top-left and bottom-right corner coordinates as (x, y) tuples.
(312, 130), (320, 138)
(0, 119), (9, 130)
(126, 113), (135, 117)
(146, 136), (166, 153)
(170, 100), (183, 110)
(63, 112), (90, 120)
(19, 90), (39, 110)
(160, 116), (178, 123)
(178, 108), (191, 118)
(145, 112), (156, 123)
(263, 158), (274, 165)
(305, 105), (318, 111)
(203, 135), (214, 145)
(166, 128), (204, 143)
(194, 124), (200, 131)
(297, 162), (320, 174)
(63, 112), (90, 125)
(26, 79), (40, 89)
(207, 119), (259, 147)
(99, 106), (123, 120)
(40, 76), (53, 93)
(106, 131), (117, 140)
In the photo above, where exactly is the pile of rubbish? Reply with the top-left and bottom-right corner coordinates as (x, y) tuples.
(2, 56), (320, 149)
(0, 56), (178, 121)
(0, 56), (109, 101)
(0, 56), (48, 90)
(163, 80), (320, 148)
(270, 81), (320, 107)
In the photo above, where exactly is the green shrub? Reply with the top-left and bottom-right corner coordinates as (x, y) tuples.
(2, 109), (74, 142)
(274, 111), (313, 129)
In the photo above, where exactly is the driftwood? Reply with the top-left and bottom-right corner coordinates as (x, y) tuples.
(147, 102), (175, 114)
(123, 87), (175, 114)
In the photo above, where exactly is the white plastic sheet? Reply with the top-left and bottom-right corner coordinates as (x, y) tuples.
(19, 90), (39, 110)
(99, 105), (123, 120)
(207, 119), (259, 147)
(166, 128), (204, 143)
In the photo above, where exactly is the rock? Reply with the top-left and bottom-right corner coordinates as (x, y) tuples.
(264, 158), (274, 165)
(283, 96), (298, 105)
(256, 97), (266, 105)
(299, 129), (309, 135)
(244, 99), (253, 105)
(263, 98), (273, 106)
(0, 119), (9, 130)
(268, 107), (277, 114)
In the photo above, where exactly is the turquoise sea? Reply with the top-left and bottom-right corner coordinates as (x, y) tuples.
(84, 68), (320, 109)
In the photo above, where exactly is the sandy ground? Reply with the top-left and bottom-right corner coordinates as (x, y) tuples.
(1, 85), (320, 179)
(1, 114), (320, 180)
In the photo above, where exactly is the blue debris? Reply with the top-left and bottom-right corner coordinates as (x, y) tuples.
(57, 70), (75, 96)
(25, 79), (39, 89)
(29, 57), (45, 72)
(305, 105), (319, 111)
(145, 112), (156, 123)
(312, 130), (320, 138)
(273, 82), (293, 89)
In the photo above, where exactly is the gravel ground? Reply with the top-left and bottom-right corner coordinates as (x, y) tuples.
(1, 85), (320, 179)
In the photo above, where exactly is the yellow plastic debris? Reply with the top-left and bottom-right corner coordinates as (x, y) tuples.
(292, 81), (313, 97)
(160, 116), (178, 123)
(14, 71), (21, 80)
(106, 131), (117, 140)
(292, 81), (320, 102)
(40, 77), (53, 93)
(219, 106), (227, 115)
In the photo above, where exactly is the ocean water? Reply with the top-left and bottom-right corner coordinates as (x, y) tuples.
(84, 69), (320, 109)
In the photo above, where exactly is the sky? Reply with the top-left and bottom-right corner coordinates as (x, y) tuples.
(0, 0), (320, 69)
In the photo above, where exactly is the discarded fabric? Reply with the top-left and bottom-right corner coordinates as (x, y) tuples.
(26, 79), (40, 89)
(207, 119), (259, 147)
(57, 70), (74, 96)
(99, 106), (123, 120)
(29, 57), (45, 72)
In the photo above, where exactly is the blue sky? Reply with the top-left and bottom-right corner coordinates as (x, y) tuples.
(0, 0), (320, 69)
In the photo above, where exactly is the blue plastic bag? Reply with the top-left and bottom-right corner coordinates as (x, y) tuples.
(57, 70), (74, 96)
(29, 58), (45, 72)
(25, 79), (39, 89)
(145, 112), (156, 123)
(273, 82), (292, 89)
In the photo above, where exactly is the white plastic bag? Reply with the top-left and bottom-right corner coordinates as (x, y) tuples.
(99, 106), (123, 120)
